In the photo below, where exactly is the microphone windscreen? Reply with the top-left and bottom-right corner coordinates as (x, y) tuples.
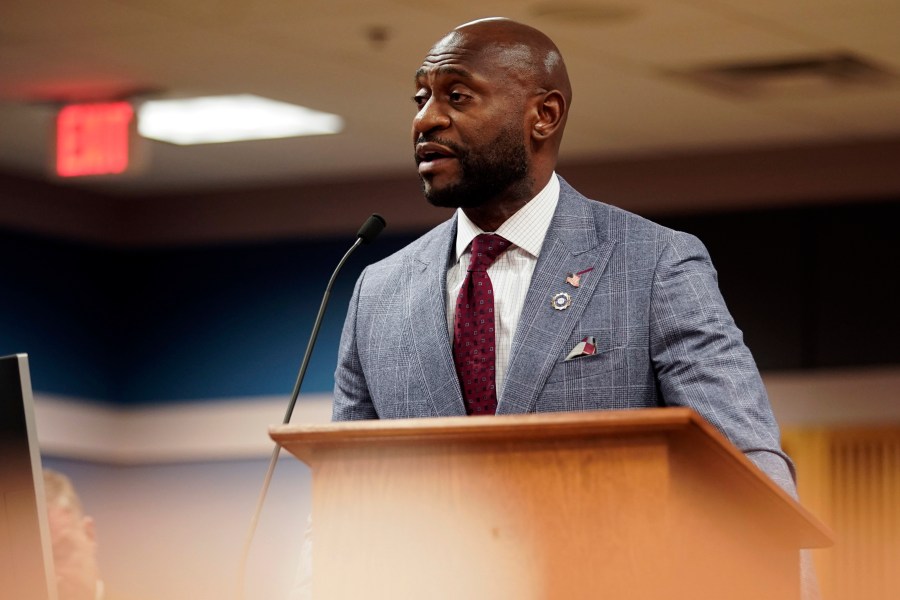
(357, 213), (387, 244)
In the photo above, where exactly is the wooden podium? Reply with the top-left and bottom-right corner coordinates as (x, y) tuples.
(271, 408), (831, 599)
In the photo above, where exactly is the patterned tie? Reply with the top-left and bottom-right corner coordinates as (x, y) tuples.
(453, 233), (511, 415)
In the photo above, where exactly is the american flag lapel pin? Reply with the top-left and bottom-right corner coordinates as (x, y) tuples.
(565, 267), (594, 288)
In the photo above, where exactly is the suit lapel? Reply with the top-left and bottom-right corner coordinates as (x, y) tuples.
(406, 218), (467, 416)
(498, 180), (616, 414)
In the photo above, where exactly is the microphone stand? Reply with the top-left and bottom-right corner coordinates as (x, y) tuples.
(237, 214), (385, 600)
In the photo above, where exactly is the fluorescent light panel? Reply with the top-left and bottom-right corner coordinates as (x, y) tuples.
(137, 94), (343, 145)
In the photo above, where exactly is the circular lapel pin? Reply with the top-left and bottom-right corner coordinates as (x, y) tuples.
(552, 292), (572, 311)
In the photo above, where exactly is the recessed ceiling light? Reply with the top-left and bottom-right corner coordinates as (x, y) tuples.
(668, 53), (898, 98)
(137, 94), (343, 145)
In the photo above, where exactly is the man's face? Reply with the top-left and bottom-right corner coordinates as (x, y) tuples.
(47, 505), (99, 600)
(412, 35), (531, 208)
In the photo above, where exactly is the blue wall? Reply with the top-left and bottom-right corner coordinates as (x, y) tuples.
(1, 232), (120, 400)
(0, 229), (416, 405)
(3, 198), (898, 405)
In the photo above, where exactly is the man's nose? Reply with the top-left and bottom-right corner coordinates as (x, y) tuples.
(413, 97), (450, 135)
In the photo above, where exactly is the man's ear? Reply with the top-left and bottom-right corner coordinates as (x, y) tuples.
(531, 90), (566, 141)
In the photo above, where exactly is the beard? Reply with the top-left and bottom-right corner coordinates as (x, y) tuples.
(415, 124), (530, 209)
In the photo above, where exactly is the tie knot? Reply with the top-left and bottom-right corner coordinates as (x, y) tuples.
(468, 234), (510, 272)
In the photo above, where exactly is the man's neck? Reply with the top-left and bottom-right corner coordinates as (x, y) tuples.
(461, 172), (551, 232)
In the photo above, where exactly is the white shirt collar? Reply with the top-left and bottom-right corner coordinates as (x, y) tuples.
(454, 173), (560, 261)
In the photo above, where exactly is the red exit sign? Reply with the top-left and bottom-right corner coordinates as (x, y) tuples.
(56, 102), (133, 177)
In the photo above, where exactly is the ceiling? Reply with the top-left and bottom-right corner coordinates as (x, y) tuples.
(1, 0), (899, 196)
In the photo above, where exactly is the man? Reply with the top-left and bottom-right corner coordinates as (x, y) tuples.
(325, 17), (821, 598)
(43, 469), (104, 600)
(334, 17), (795, 494)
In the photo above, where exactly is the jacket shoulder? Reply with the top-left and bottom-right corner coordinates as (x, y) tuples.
(558, 177), (689, 247)
(359, 216), (454, 281)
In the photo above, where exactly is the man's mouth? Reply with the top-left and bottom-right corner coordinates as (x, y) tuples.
(415, 142), (458, 173)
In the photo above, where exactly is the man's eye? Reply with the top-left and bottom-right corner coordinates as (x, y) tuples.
(412, 95), (428, 108)
(449, 92), (468, 103)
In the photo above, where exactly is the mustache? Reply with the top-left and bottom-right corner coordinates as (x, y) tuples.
(413, 135), (465, 165)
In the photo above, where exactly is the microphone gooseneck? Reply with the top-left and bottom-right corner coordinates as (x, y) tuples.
(282, 211), (386, 424)
(238, 213), (386, 600)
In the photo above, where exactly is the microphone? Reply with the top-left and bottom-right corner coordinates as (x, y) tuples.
(238, 213), (386, 600)
(281, 212), (386, 424)
(357, 213), (386, 245)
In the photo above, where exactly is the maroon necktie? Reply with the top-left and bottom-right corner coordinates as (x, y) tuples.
(453, 233), (511, 415)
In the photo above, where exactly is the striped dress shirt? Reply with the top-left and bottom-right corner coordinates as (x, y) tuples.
(446, 174), (560, 398)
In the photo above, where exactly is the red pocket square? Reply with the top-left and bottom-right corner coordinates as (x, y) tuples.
(565, 336), (597, 361)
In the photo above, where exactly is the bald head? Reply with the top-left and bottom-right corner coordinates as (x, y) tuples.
(435, 18), (572, 111)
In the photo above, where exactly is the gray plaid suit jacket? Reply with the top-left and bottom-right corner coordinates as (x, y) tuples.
(333, 176), (796, 494)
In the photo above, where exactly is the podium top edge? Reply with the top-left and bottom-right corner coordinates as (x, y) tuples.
(270, 407), (698, 444)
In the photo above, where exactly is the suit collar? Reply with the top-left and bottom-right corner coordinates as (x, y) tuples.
(498, 178), (617, 414)
(548, 177), (607, 255)
(408, 218), (468, 416)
